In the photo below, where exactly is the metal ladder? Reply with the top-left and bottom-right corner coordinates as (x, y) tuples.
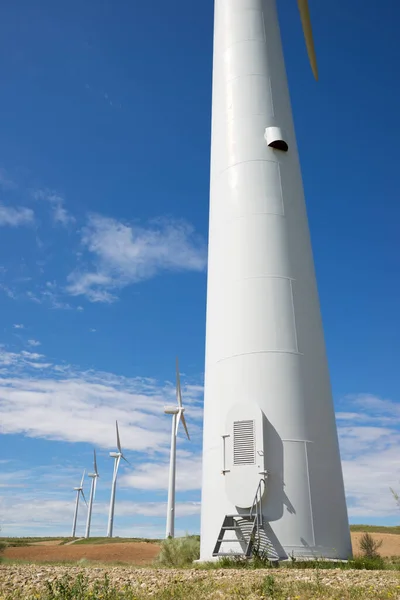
(212, 478), (265, 558)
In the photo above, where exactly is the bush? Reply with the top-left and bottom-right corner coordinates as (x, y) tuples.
(349, 555), (386, 570)
(155, 535), (200, 567)
(359, 532), (383, 559)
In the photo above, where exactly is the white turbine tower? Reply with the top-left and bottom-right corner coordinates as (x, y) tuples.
(164, 358), (190, 538)
(71, 470), (87, 538)
(85, 449), (100, 539)
(107, 421), (128, 538)
(200, 0), (352, 561)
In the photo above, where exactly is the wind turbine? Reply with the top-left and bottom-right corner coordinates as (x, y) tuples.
(71, 470), (87, 538)
(164, 357), (190, 538)
(200, 0), (352, 560)
(107, 421), (129, 538)
(85, 449), (100, 539)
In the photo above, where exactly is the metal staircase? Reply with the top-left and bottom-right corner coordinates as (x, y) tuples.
(212, 478), (265, 558)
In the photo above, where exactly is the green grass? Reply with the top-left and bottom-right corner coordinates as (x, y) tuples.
(72, 537), (160, 546)
(0, 537), (69, 547)
(196, 554), (400, 571)
(350, 524), (400, 535)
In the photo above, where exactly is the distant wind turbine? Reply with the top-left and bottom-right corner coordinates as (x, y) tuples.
(164, 357), (190, 538)
(71, 470), (87, 538)
(85, 449), (100, 539)
(107, 421), (129, 538)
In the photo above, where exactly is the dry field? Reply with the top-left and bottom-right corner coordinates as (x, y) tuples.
(3, 540), (160, 565)
(2, 531), (400, 564)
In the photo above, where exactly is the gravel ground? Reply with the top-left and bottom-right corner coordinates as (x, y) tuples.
(1, 565), (400, 598)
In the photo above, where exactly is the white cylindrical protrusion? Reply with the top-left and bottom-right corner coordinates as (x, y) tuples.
(264, 126), (288, 151)
(200, 0), (351, 561)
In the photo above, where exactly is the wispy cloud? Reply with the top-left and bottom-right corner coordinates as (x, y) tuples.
(66, 214), (207, 302)
(13, 324), (24, 329)
(337, 394), (400, 518)
(34, 189), (75, 227)
(0, 347), (203, 454)
(27, 339), (41, 347)
(0, 205), (34, 227)
(121, 456), (202, 492)
(26, 288), (72, 310)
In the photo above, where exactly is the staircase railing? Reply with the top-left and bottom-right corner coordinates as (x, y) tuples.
(249, 475), (267, 549)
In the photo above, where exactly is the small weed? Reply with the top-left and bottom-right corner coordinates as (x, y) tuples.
(262, 574), (277, 597)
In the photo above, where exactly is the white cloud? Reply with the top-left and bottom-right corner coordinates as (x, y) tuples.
(13, 324), (24, 329)
(0, 204), (34, 226)
(0, 348), (203, 454)
(113, 501), (201, 518)
(20, 350), (44, 360)
(34, 189), (75, 227)
(121, 455), (202, 492)
(27, 339), (41, 347)
(26, 288), (72, 310)
(337, 394), (400, 518)
(67, 214), (207, 302)
(0, 484), (198, 536)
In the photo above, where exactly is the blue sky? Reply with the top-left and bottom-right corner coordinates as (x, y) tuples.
(0, 0), (399, 537)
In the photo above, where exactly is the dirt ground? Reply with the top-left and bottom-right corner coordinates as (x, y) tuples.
(4, 541), (161, 564)
(3, 532), (400, 564)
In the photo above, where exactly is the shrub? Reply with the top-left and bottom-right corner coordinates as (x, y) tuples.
(349, 555), (386, 570)
(359, 532), (383, 559)
(155, 534), (200, 567)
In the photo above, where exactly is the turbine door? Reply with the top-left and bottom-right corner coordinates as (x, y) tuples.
(224, 403), (266, 508)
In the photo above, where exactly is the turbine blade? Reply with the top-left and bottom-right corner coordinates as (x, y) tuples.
(176, 357), (182, 408)
(80, 469), (85, 488)
(80, 489), (88, 507)
(175, 409), (182, 437)
(94, 449), (98, 476)
(116, 420), (122, 453)
(121, 454), (130, 465)
(180, 413), (190, 441)
(297, 0), (318, 80)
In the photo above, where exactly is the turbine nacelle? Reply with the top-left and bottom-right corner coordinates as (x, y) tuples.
(164, 406), (182, 415)
(109, 452), (120, 458)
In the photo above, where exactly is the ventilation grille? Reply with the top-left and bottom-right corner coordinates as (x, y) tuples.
(233, 420), (255, 465)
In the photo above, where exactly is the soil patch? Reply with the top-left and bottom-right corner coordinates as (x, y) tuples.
(4, 541), (160, 564)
